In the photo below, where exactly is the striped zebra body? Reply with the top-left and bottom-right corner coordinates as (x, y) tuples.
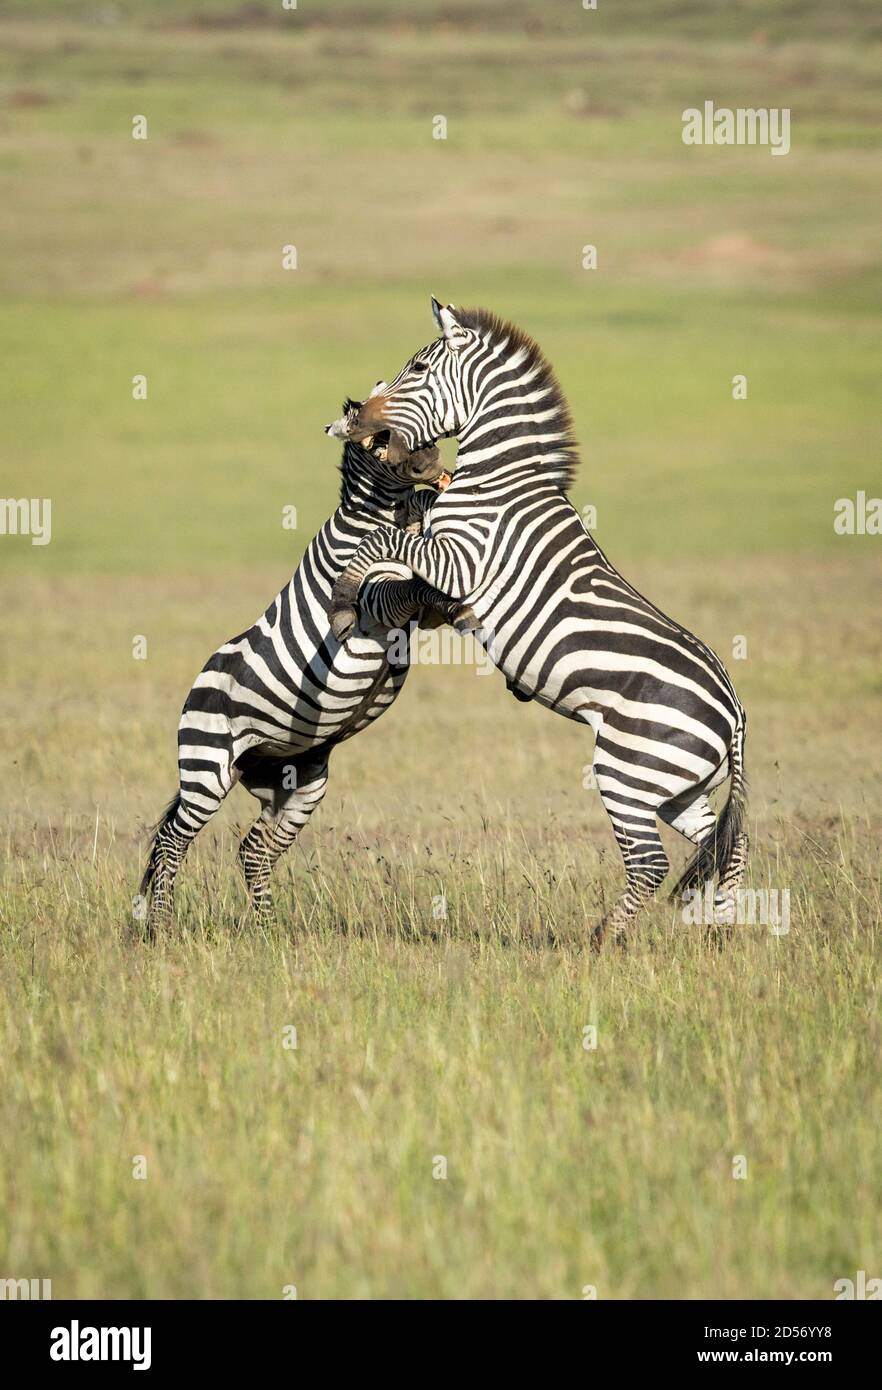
(140, 420), (461, 926)
(329, 303), (748, 943)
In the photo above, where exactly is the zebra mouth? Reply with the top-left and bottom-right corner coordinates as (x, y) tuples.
(360, 431), (447, 486)
(360, 430), (437, 456)
(359, 430), (393, 461)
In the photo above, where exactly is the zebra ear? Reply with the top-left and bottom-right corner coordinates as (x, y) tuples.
(437, 302), (468, 353)
(431, 295), (443, 328)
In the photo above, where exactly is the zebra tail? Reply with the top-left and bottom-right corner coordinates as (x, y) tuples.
(138, 793), (181, 899)
(669, 715), (748, 900)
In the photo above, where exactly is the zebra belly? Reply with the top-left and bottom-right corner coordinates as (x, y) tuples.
(474, 598), (736, 780)
(180, 624), (410, 764)
(177, 513), (422, 782)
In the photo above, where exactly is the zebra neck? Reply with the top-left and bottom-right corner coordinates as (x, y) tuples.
(338, 451), (412, 521)
(454, 418), (573, 491)
(339, 483), (406, 523)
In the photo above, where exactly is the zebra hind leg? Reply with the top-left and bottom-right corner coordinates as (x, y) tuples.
(711, 718), (749, 928)
(664, 755), (747, 934)
(140, 797), (213, 933)
(591, 803), (670, 949)
(139, 751), (239, 935)
(712, 829), (749, 928)
(148, 815), (190, 929)
(237, 757), (329, 918)
(659, 788), (719, 931)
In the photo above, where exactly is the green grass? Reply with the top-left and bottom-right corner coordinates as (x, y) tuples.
(1, 2), (880, 1299)
(2, 835), (879, 1300)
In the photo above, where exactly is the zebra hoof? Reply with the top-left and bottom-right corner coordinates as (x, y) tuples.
(329, 605), (358, 642)
(452, 604), (479, 633)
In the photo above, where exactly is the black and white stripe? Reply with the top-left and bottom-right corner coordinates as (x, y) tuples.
(140, 410), (461, 925)
(330, 303), (748, 943)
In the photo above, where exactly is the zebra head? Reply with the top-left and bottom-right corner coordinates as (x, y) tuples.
(346, 298), (480, 465)
(325, 398), (448, 487)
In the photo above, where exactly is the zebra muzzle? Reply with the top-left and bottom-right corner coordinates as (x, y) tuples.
(354, 422), (448, 485)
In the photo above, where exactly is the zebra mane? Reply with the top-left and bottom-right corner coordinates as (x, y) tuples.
(455, 307), (579, 494)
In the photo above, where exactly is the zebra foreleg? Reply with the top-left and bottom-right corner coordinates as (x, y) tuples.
(329, 526), (468, 643)
(329, 573), (367, 642)
(358, 576), (476, 634)
(237, 758), (329, 918)
(408, 579), (477, 633)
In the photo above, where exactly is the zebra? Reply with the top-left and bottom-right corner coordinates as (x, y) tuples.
(139, 403), (468, 928)
(328, 301), (748, 944)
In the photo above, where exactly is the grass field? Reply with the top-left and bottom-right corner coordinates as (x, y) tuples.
(1, 1), (880, 1299)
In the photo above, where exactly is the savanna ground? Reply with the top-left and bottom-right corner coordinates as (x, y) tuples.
(1, 1), (880, 1299)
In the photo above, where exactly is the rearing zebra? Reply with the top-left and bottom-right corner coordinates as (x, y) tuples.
(329, 302), (748, 944)
(139, 407), (464, 927)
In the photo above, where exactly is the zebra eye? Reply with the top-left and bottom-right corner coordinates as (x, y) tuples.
(411, 360), (429, 374)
